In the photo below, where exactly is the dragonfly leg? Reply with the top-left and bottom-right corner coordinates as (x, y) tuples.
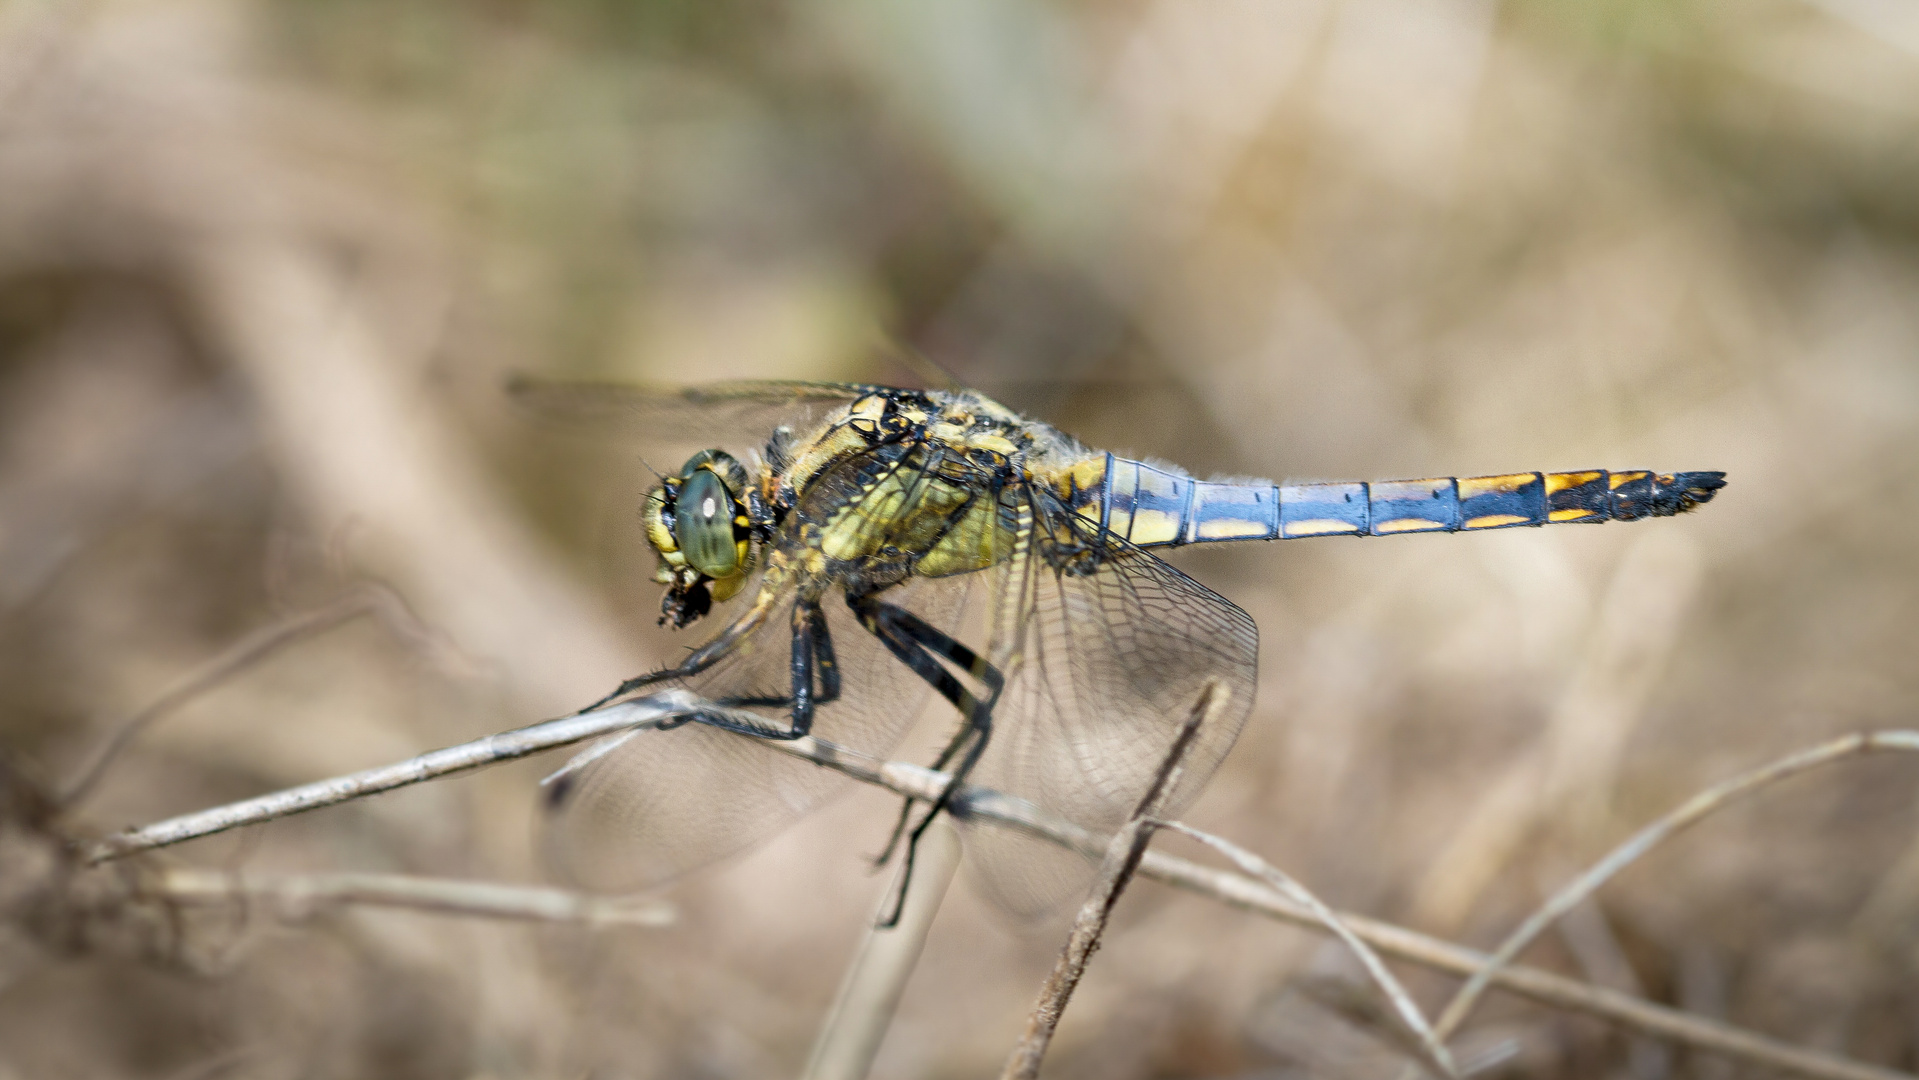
(855, 602), (1000, 860)
(847, 593), (1004, 926)
(873, 606), (1007, 851)
(577, 580), (786, 712)
(681, 597), (839, 740)
(869, 724), (969, 874)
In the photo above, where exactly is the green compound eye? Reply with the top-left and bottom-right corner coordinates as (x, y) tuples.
(674, 468), (740, 578)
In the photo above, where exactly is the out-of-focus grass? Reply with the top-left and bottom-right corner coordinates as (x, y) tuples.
(2, 1), (1918, 1076)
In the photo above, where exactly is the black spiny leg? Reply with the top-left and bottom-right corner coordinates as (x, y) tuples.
(680, 598), (840, 740)
(811, 601), (842, 702)
(848, 593), (1004, 927)
(865, 604), (1004, 862)
(548, 597), (839, 811)
(576, 587), (785, 714)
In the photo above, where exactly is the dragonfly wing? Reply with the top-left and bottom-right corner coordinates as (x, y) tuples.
(510, 377), (879, 643)
(540, 571), (972, 893)
(966, 497), (1259, 918)
(506, 377), (874, 449)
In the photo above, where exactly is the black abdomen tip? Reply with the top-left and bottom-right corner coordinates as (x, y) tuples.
(1652, 471), (1727, 516)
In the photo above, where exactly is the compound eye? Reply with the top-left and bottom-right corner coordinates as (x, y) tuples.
(674, 468), (740, 578)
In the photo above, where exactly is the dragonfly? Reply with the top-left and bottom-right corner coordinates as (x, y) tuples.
(525, 379), (1726, 921)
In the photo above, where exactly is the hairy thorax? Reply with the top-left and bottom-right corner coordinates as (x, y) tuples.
(767, 390), (1099, 592)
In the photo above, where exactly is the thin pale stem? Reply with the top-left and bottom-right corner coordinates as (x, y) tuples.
(87, 698), (1919, 1080)
(1158, 821), (1457, 1080)
(802, 817), (964, 1080)
(1001, 683), (1217, 1080)
(1429, 731), (1919, 1045)
(822, 744), (1915, 1080)
(154, 868), (676, 926)
(61, 584), (440, 807)
(83, 693), (711, 863)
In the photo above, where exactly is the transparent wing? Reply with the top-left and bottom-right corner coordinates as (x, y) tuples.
(541, 570), (972, 893)
(508, 376), (875, 644)
(540, 430), (990, 893)
(966, 496), (1259, 918)
(505, 376), (876, 447)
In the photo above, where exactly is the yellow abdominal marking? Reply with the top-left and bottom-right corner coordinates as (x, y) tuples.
(1457, 473), (1535, 499)
(1374, 517), (1448, 533)
(1284, 518), (1362, 536)
(1197, 516), (1268, 540)
(1545, 470), (1603, 494)
(1126, 509), (1183, 545)
(1549, 507), (1601, 522)
(1058, 457), (1110, 498)
(1465, 513), (1529, 529)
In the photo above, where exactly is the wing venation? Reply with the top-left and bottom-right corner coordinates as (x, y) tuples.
(965, 488), (1259, 917)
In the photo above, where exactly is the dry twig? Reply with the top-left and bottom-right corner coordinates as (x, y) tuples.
(1001, 683), (1217, 1080)
(1429, 730), (1919, 1045)
(1158, 821), (1457, 1079)
(86, 698), (1919, 1080)
(154, 868), (675, 927)
(802, 818), (964, 1080)
(84, 693), (713, 863)
(61, 583), (444, 807)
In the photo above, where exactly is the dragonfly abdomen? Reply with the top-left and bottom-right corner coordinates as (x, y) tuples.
(1091, 453), (1726, 547)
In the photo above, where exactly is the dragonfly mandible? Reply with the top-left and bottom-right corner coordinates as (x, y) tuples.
(521, 380), (1726, 921)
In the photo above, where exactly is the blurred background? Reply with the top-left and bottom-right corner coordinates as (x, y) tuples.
(1, 0), (1917, 1076)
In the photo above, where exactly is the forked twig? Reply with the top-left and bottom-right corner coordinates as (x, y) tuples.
(1001, 682), (1218, 1080)
(1158, 821), (1457, 1079)
(1429, 731), (1919, 1045)
(154, 868), (676, 927)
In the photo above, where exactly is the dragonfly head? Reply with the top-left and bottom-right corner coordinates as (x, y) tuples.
(643, 449), (757, 628)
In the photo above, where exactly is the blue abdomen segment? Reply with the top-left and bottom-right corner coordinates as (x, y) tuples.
(1098, 455), (1282, 546)
(1092, 454), (1725, 547)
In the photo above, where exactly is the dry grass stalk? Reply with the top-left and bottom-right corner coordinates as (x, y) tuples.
(1157, 821), (1457, 1079)
(801, 818), (963, 1080)
(1429, 730), (1919, 1045)
(1146, 845), (1911, 1080)
(83, 697), (1919, 1080)
(59, 582), (444, 807)
(154, 868), (676, 927)
(82, 693), (714, 863)
(1000, 682), (1219, 1080)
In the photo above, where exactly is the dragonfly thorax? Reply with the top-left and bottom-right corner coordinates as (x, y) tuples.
(644, 449), (760, 628)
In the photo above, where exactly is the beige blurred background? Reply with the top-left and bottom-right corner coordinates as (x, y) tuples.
(2, 0), (1918, 1076)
